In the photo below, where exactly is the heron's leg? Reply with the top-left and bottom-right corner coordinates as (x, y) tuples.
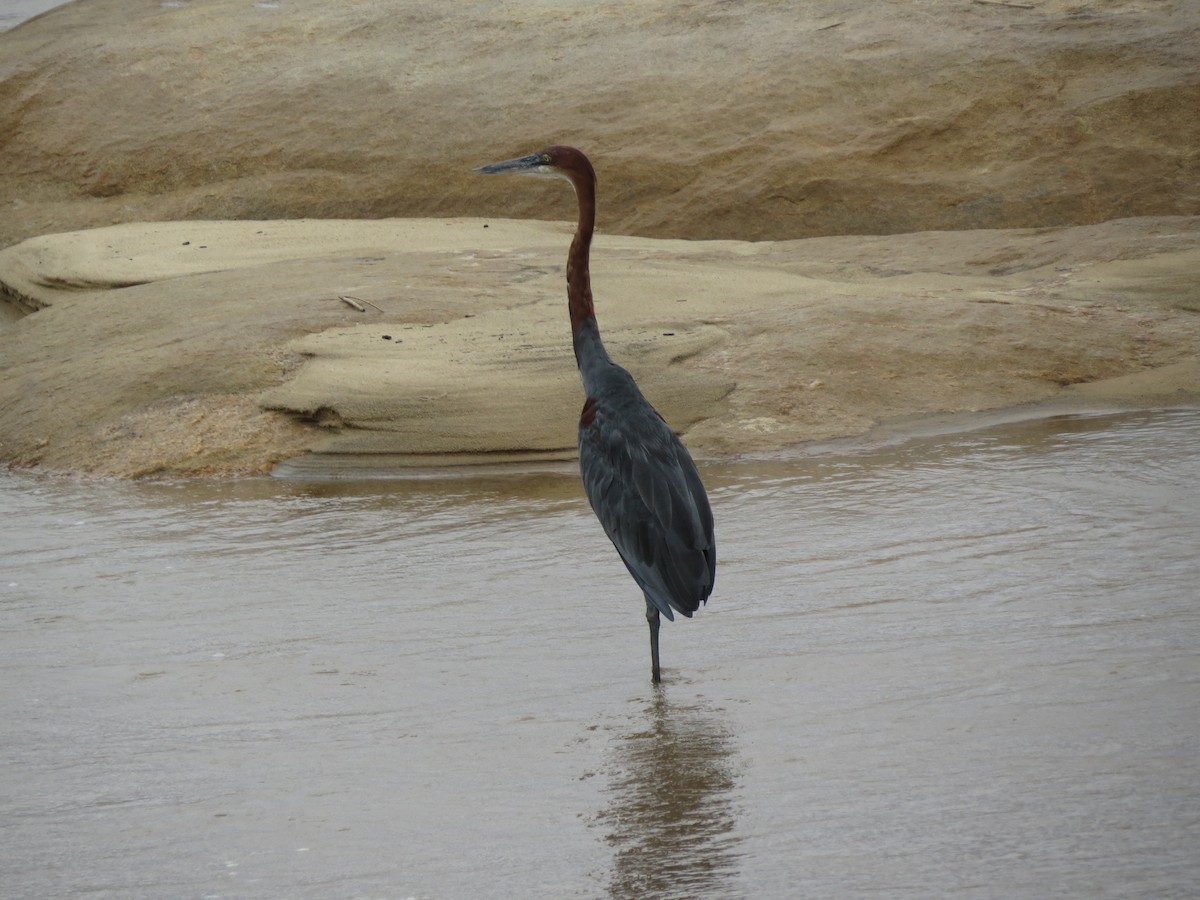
(645, 598), (661, 684)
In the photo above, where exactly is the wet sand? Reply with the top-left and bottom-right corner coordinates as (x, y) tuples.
(4, 408), (1198, 897)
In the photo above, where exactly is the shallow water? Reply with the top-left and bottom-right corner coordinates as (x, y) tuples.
(3, 408), (1199, 899)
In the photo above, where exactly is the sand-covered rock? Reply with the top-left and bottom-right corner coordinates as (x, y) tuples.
(1, 216), (1196, 476)
(1, 0), (1197, 247)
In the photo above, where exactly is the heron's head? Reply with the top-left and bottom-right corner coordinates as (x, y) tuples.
(474, 145), (595, 189)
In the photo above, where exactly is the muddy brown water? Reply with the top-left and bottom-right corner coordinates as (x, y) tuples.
(3, 409), (1198, 899)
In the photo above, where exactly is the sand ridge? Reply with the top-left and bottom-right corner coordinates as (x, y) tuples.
(1, 216), (1196, 476)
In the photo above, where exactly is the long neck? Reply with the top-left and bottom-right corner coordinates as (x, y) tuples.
(566, 164), (612, 380)
(566, 168), (597, 340)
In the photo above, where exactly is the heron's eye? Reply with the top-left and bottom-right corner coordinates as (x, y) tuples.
(539, 154), (552, 165)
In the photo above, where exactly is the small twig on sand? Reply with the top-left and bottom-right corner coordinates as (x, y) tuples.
(339, 294), (384, 313)
(816, 21), (844, 31)
(973, 0), (1036, 9)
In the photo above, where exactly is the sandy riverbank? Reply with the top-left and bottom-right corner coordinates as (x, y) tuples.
(1, 215), (1197, 476)
(1, 0), (1197, 476)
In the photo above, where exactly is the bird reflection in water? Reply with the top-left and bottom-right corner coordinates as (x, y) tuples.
(597, 692), (743, 898)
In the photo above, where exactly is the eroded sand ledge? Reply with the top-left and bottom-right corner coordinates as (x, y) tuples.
(1, 216), (1197, 477)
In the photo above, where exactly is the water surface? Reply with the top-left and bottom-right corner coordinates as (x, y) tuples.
(3, 409), (1198, 898)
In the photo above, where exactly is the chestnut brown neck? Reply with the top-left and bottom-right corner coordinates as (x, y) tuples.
(557, 149), (597, 338)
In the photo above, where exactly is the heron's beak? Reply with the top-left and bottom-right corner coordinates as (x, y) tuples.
(474, 153), (550, 176)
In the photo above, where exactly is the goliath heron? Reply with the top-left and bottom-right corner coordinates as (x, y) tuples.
(475, 146), (716, 683)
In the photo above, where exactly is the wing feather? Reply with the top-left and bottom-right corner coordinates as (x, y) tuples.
(578, 383), (715, 620)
